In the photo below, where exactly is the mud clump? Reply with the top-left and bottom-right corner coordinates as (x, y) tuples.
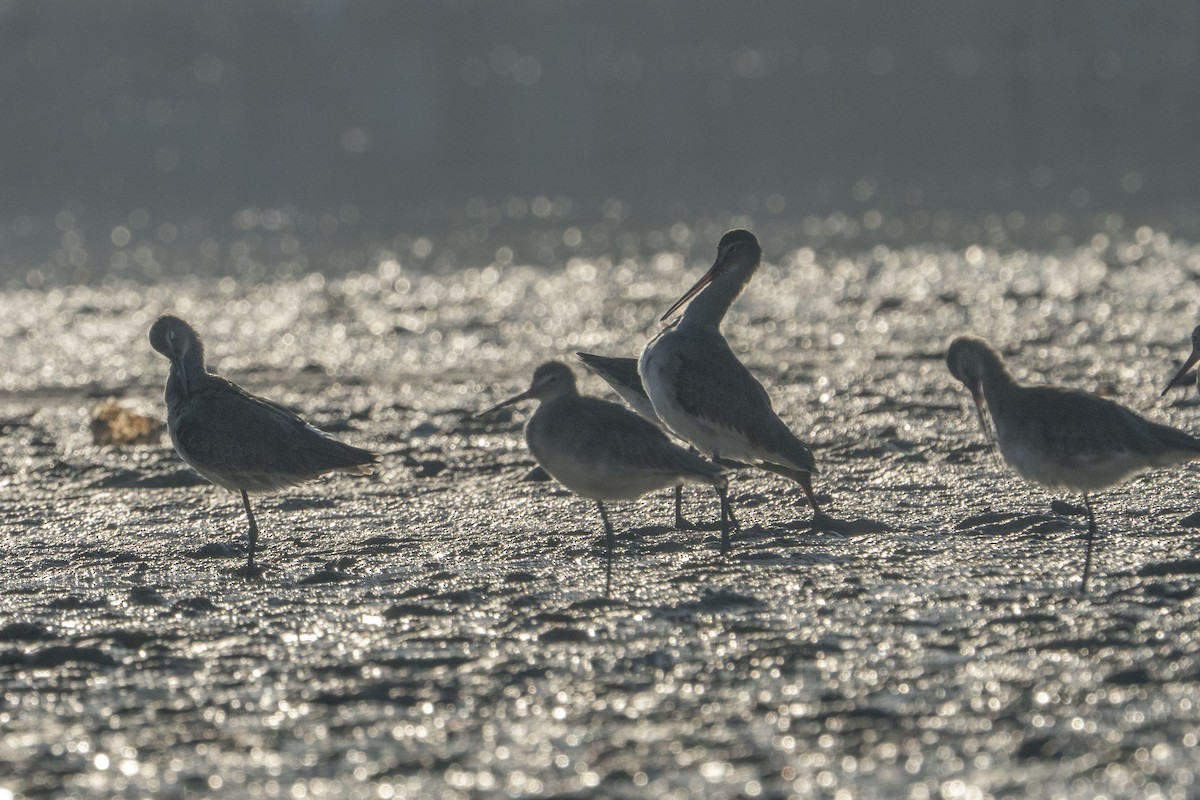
(89, 399), (163, 446)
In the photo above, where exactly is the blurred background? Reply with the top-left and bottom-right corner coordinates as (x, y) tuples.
(3, 0), (1200, 287)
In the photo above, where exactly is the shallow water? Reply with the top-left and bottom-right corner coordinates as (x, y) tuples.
(5, 228), (1200, 798)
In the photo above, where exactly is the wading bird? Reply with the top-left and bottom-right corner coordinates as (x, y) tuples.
(149, 315), (378, 576)
(947, 335), (1200, 593)
(478, 361), (732, 594)
(576, 351), (704, 530)
(638, 230), (823, 532)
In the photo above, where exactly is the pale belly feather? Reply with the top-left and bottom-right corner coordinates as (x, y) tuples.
(999, 438), (1150, 494)
(640, 341), (785, 466)
(529, 435), (687, 501)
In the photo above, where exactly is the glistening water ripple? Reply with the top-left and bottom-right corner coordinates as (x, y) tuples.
(3, 229), (1200, 797)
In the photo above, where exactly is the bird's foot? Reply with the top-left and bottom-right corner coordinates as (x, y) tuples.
(1050, 499), (1086, 516)
(233, 562), (266, 580)
(674, 515), (700, 531)
(810, 510), (850, 538)
(806, 511), (892, 538)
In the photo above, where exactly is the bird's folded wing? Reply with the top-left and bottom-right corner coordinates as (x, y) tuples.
(672, 346), (816, 473)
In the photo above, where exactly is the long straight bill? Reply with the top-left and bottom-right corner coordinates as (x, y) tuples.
(475, 388), (534, 419)
(1162, 349), (1200, 397)
(970, 388), (996, 446)
(660, 261), (719, 322)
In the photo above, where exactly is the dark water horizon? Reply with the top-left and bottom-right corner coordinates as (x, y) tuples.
(5, 0), (1200, 286)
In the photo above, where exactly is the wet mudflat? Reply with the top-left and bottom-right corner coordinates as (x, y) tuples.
(5, 231), (1200, 798)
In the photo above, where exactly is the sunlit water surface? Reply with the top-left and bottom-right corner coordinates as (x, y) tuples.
(4, 220), (1200, 798)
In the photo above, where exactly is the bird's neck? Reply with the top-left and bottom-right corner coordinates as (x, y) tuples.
(168, 349), (211, 403)
(680, 270), (749, 330)
(525, 393), (573, 439)
(977, 361), (1019, 417)
(542, 386), (579, 405)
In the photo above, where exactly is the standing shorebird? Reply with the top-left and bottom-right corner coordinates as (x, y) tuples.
(947, 335), (1200, 593)
(477, 361), (732, 594)
(575, 351), (699, 530)
(638, 229), (823, 529)
(1162, 324), (1200, 397)
(149, 315), (379, 576)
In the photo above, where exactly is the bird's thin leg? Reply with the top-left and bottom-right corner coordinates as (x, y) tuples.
(673, 485), (697, 530)
(723, 490), (741, 533)
(797, 472), (838, 535)
(240, 489), (260, 573)
(717, 486), (734, 555)
(597, 501), (614, 598)
(797, 472), (822, 514)
(1080, 493), (1097, 595)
